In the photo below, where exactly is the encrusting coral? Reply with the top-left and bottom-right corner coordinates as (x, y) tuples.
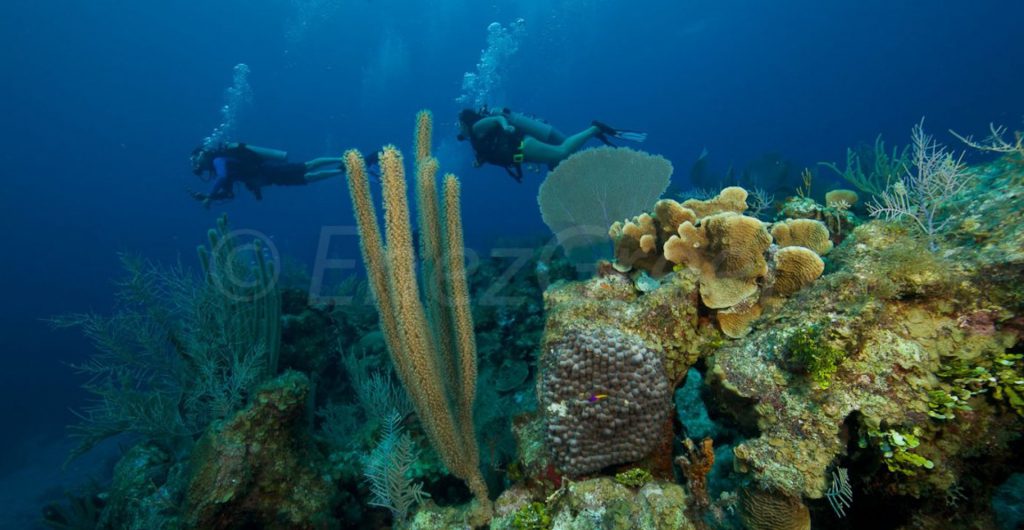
(185, 372), (336, 529)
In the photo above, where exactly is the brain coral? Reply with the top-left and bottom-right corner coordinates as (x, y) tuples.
(738, 488), (811, 530)
(771, 219), (833, 255)
(771, 247), (825, 297)
(540, 327), (672, 476)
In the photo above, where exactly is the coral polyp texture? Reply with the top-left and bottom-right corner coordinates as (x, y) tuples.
(539, 327), (672, 476)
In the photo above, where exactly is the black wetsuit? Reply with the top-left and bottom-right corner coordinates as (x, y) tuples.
(469, 127), (526, 182)
(206, 145), (306, 201)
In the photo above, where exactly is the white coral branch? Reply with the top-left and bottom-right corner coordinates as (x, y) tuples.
(867, 119), (973, 250)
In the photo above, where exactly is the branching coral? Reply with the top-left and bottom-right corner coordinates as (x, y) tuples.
(675, 438), (715, 510)
(343, 111), (490, 516)
(364, 410), (431, 523)
(868, 120), (975, 251)
(53, 215), (282, 463)
(820, 133), (909, 197)
(950, 121), (1024, 156)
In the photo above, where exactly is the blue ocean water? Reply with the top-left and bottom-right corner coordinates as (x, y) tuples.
(1, 0), (1022, 527)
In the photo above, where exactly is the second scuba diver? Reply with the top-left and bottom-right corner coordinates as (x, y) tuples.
(457, 106), (647, 182)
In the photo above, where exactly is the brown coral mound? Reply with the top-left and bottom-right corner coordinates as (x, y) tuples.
(738, 488), (811, 530)
(771, 247), (825, 297)
(609, 213), (659, 269)
(717, 299), (764, 338)
(664, 213), (771, 309)
(540, 327), (672, 476)
(771, 219), (833, 256)
(681, 186), (749, 218)
(653, 199), (697, 236)
(825, 188), (859, 207)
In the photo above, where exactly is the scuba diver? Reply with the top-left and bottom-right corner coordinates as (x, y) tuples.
(188, 142), (362, 207)
(456, 106), (647, 182)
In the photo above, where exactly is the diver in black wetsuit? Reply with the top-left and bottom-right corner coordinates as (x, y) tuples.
(188, 143), (356, 207)
(456, 106), (647, 182)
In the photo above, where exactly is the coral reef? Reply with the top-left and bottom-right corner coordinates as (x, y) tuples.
(488, 478), (696, 530)
(706, 157), (1024, 519)
(184, 371), (337, 529)
(52, 141), (1024, 530)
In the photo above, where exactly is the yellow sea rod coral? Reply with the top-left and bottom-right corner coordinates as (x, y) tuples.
(771, 219), (833, 255)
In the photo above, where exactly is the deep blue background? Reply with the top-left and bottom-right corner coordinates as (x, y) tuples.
(1, 0), (1022, 483)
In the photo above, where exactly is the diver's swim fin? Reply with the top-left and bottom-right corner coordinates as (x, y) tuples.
(616, 130), (648, 142)
(592, 120), (647, 143)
